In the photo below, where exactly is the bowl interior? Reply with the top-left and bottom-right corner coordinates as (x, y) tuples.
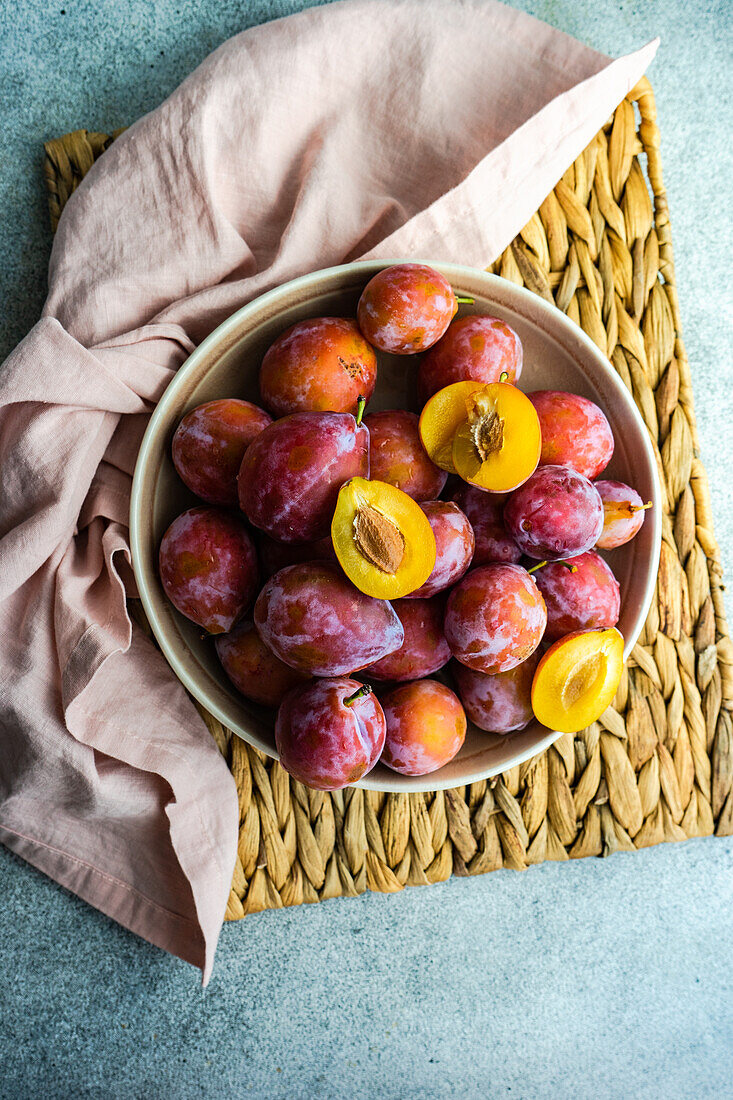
(131, 261), (661, 792)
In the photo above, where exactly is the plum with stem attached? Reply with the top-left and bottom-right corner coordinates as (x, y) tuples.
(276, 679), (386, 789)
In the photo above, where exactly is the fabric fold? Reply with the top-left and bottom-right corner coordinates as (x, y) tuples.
(363, 39), (659, 264)
(0, 0), (658, 979)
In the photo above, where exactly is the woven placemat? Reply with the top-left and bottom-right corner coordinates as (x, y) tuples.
(43, 78), (733, 920)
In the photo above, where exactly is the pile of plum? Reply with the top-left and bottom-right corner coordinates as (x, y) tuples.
(159, 264), (651, 790)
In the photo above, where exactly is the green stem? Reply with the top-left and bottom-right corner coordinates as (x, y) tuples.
(455, 296), (474, 304)
(343, 684), (372, 707)
(527, 559), (578, 575)
(355, 394), (366, 426)
(499, 371), (509, 383)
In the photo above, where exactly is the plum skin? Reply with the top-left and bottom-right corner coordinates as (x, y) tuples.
(357, 263), (457, 355)
(403, 501), (474, 598)
(449, 484), (521, 566)
(453, 650), (540, 734)
(418, 315), (523, 404)
(533, 551), (620, 640)
(380, 680), (466, 776)
(366, 596), (451, 681)
(215, 620), (310, 707)
(254, 561), (404, 676)
(238, 410), (368, 543)
(172, 398), (272, 506)
(595, 480), (648, 549)
(503, 465), (604, 561)
(276, 678), (386, 790)
(444, 562), (547, 674)
(364, 409), (447, 501)
(528, 390), (614, 480)
(159, 506), (259, 634)
(259, 317), (377, 416)
(256, 533), (337, 578)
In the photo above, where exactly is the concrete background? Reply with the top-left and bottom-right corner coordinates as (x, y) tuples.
(1, 1), (732, 1097)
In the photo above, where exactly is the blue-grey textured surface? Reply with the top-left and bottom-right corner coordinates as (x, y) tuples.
(1, 2), (732, 1098)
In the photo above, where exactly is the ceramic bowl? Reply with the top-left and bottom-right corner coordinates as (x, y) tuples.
(130, 260), (661, 792)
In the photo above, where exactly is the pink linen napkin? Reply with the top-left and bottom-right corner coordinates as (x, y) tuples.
(0, 0), (658, 982)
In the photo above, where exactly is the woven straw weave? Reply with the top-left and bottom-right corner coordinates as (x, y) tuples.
(44, 78), (733, 921)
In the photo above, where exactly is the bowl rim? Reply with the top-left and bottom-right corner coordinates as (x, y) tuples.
(130, 259), (662, 792)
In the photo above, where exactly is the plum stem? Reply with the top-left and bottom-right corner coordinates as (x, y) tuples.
(356, 394), (366, 426)
(343, 684), (372, 707)
(527, 559), (578, 575)
(630, 501), (653, 513)
(455, 296), (474, 304)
